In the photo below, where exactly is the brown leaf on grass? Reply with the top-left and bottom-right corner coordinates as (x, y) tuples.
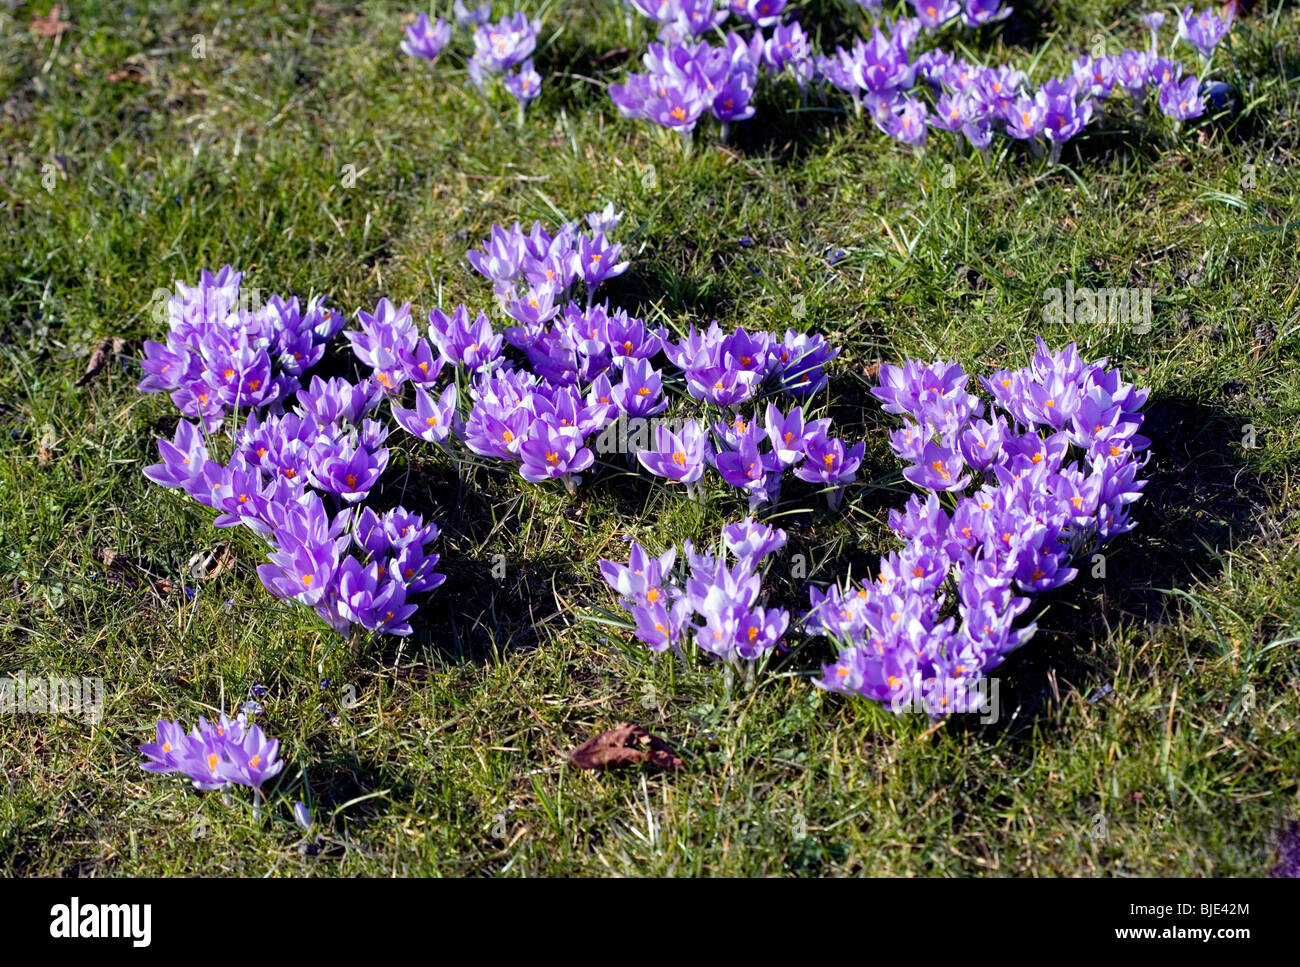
(106, 65), (146, 84)
(30, 5), (70, 37)
(74, 337), (125, 387)
(93, 547), (175, 597)
(569, 722), (683, 772)
(186, 544), (236, 580)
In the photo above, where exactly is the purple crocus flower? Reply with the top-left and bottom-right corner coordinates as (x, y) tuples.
(467, 223), (526, 283)
(773, 329), (838, 394)
(1158, 75), (1205, 120)
(962, 0), (1011, 28)
(601, 540), (678, 598)
(1039, 85), (1093, 143)
(794, 432), (864, 507)
(573, 232), (629, 292)
(307, 436), (389, 502)
(505, 58), (543, 103)
(714, 432), (781, 510)
(612, 358), (668, 418)
(637, 418), (711, 490)
(722, 518), (788, 564)
(455, 0), (493, 28)
(401, 13), (451, 61)
(428, 305), (503, 371)
(140, 714), (284, 792)
(518, 421), (594, 486)
(335, 556), (419, 635)
(1004, 95), (1045, 140)
(392, 384), (459, 444)
(1177, 6), (1232, 60)
(473, 13), (541, 73)
(909, 0), (960, 30)
(732, 0), (786, 27)
(142, 418), (211, 493)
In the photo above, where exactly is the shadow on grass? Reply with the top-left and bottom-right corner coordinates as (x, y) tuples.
(965, 393), (1272, 740)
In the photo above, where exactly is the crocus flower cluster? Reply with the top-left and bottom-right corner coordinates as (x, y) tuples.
(141, 271), (445, 638)
(816, 8), (1228, 159)
(400, 6), (544, 114)
(467, 205), (630, 316)
(368, 209), (644, 492)
(138, 266), (345, 431)
(610, 36), (763, 139)
(140, 713), (284, 793)
(626, 0), (730, 44)
(599, 519), (790, 661)
(626, 322), (854, 508)
(806, 339), (1149, 717)
(369, 206), (854, 513)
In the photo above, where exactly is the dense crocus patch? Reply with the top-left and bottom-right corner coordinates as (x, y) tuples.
(141, 270), (445, 639)
(609, 2), (1231, 159)
(805, 340), (1148, 717)
(140, 712), (284, 793)
(400, 5), (545, 116)
(368, 206), (857, 510)
(599, 519), (791, 661)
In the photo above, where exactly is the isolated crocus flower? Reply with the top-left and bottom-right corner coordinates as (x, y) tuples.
(637, 419), (711, 488)
(401, 13), (451, 61)
(1177, 5), (1231, 59)
(1158, 75), (1205, 120)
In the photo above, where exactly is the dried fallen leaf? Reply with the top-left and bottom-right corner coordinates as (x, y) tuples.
(106, 65), (146, 83)
(75, 337), (125, 387)
(186, 544), (235, 580)
(93, 547), (175, 599)
(569, 722), (683, 772)
(30, 5), (70, 37)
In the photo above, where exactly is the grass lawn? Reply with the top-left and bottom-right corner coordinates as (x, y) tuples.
(1, 0), (1299, 876)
